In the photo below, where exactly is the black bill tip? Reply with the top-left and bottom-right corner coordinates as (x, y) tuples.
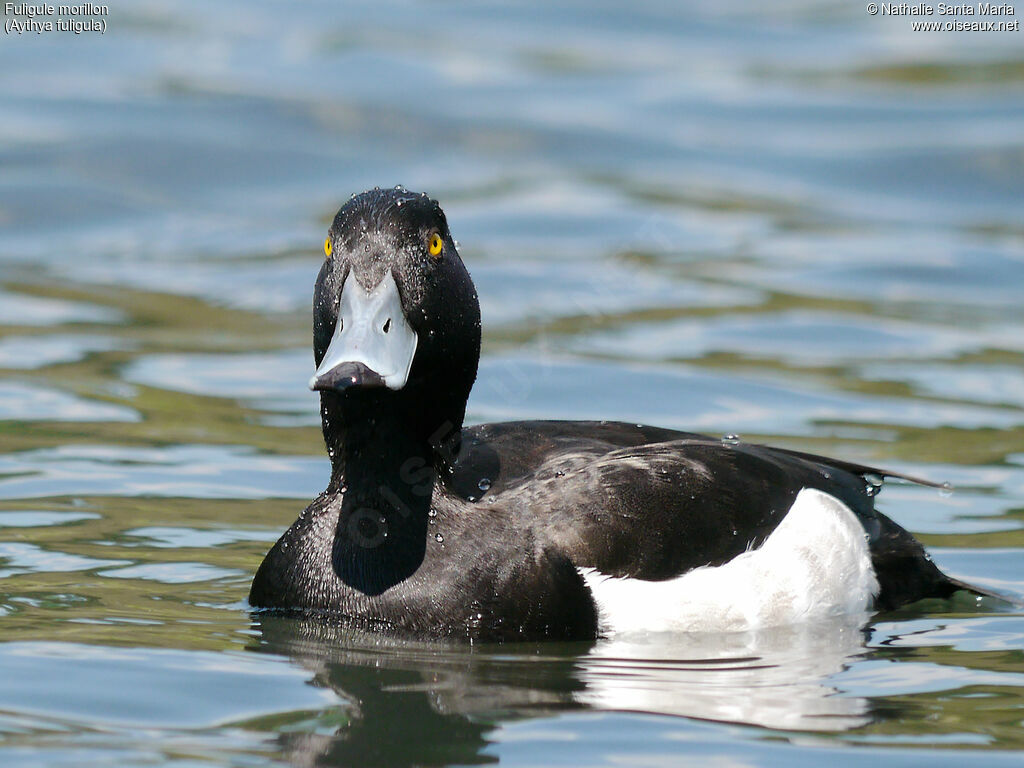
(310, 361), (386, 392)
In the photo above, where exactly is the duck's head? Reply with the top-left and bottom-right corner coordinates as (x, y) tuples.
(311, 188), (481, 448)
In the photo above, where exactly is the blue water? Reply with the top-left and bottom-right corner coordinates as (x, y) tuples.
(2, 1), (1024, 765)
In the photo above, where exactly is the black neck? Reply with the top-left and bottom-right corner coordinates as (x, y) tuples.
(322, 391), (453, 595)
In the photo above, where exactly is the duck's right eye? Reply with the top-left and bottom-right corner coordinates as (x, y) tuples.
(324, 237), (333, 257)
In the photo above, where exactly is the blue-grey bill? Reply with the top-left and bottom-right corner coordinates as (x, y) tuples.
(309, 270), (418, 391)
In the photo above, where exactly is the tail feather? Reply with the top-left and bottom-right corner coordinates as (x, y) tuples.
(768, 446), (946, 489)
(871, 511), (1016, 609)
(944, 575), (1021, 606)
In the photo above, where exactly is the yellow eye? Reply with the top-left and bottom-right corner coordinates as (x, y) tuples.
(428, 233), (443, 258)
(324, 237), (333, 257)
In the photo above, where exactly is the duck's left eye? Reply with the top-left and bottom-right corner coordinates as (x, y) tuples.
(324, 237), (333, 257)
(428, 233), (443, 258)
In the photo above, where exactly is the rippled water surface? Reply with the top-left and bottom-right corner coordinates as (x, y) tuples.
(2, 1), (1024, 765)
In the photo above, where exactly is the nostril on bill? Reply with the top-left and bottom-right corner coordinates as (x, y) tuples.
(383, 318), (391, 333)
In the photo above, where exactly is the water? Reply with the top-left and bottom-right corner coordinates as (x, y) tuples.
(2, 0), (1023, 765)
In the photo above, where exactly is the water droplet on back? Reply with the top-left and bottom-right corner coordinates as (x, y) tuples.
(864, 473), (884, 497)
(478, 478), (491, 492)
(434, 533), (444, 544)
(721, 434), (741, 445)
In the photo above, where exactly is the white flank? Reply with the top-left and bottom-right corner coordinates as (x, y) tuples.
(578, 488), (880, 634)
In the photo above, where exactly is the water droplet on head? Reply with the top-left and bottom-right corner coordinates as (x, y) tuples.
(467, 495), (477, 502)
(478, 478), (491, 492)
(434, 533), (444, 544)
(939, 481), (954, 498)
(721, 434), (741, 446)
(554, 470), (565, 478)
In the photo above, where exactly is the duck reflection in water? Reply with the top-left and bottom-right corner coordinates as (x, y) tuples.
(250, 613), (875, 767)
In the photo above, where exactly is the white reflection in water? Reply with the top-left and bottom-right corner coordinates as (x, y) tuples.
(0, 444), (326, 501)
(0, 290), (122, 327)
(0, 542), (127, 578)
(0, 382), (139, 423)
(0, 335), (126, 370)
(577, 617), (871, 731)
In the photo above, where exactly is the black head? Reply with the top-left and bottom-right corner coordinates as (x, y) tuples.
(312, 188), (482, 457)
